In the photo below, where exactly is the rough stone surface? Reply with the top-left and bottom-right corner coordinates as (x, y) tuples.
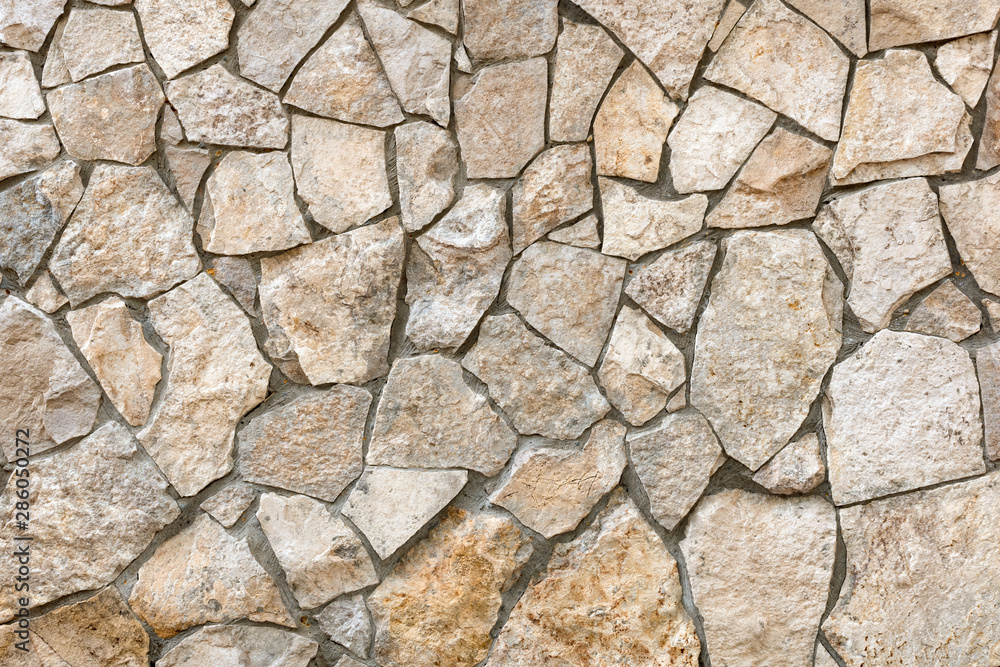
(0, 0), (68, 52)
(904, 280), (981, 341)
(824, 329), (985, 505)
(977, 56), (1000, 169)
(135, 0), (234, 79)
(681, 490), (838, 667)
(0, 50), (44, 118)
(60, 7), (144, 82)
(0, 629), (68, 666)
(751, 433), (826, 495)
(626, 239), (716, 333)
(212, 256), (257, 314)
(463, 0), (557, 61)
(42, 26), (72, 87)
(549, 19), (623, 143)
(548, 215), (600, 249)
(164, 145), (210, 212)
(936, 31), (997, 108)
(487, 490), (701, 666)
(512, 144), (593, 254)
(977, 340), (1000, 461)
(939, 172), (1000, 297)
(491, 420), (627, 538)
(869, 0), (1000, 51)
(407, 0), (458, 33)
(986, 299), (1000, 332)
(395, 120), (458, 232)
(600, 177), (707, 261)
(462, 314), (610, 440)
(201, 482), (255, 527)
(160, 104), (184, 145)
(0, 119), (61, 182)
(317, 595), (373, 659)
(158, 626), (318, 667)
(707, 0), (745, 51)
(691, 230), (842, 471)
(25, 272), (68, 313)
(786, 0), (867, 56)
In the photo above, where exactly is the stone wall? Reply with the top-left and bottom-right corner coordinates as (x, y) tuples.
(1, 0), (999, 664)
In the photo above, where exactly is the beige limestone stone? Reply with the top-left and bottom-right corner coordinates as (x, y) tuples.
(368, 508), (533, 667)
(691, 230), (842, 471)
(161, 104), (184, 145)
(869, 0), (1000, 51)
(395, 120), (458, 232)
(752, 433), (825, 495)
(454, 43), (472, 72)
(939, 172), (1000, 297)
(0, 119), (61, 181)
(60, 7), (143, 82)
(705, 0), (849, 141)
(317, 594), (373, 658)
(985, 298), (1000, 332)
(212, 256), (257, 314)
(40, 19), (69, 88)
(681, 490), (838, 667)
(158, 625), (318, 667)
(462, 314), (610, 440)
(904, 281), (981, 341)
(978, 60), (1000, 169)
(25, 272), (67, 313)
(201, 482), (255, 527)
(259, 218), (403, 385)
(816, 645), (841, 667)
(600, 178), (707, 261)
(549, 19), (623, 143)
(666, 384), (686, 412)
(136, 0), (234, 79)
(937, 31), (997, 107)
(707, 0), (745, 52)
(626, 239), (716, 334)
(454, 58), (546, 178)
(0, 50), (44, 119)
(824, 329), (985, 505)
(487, 489), (701, 666)
(463, 0), (557, 61)
(512, 144), (593, 254)
(240, 387), (371, 501)
(67, 297), (162, 427)
(0, 0), (68, 52)
(977, 340), (1000, 460)
(786, 0), (867, 56)
(407, 0), (458, 33)
(548, 215), (600, 249)
(507, 241), (625, 366)
(164, 145), (210, 212)
(0, 630), (68, 666)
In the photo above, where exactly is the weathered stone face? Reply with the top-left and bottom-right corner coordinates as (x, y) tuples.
(158, 625), (318, 667)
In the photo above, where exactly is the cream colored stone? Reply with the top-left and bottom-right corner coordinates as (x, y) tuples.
(0, 119), (60, 181)
(548, 215), (600, 249)
(60, 7), (143, 82)
(407, 0), (458, 33)
(939, 172), (1000, 297)
(33, 587), (148, 667)
(0, 630), (68, 666)
(936, 31), (997, 107)
(41, 20), (69, 88)
(786, 0), (867, 56)
(201, 482), (255, 527)
(0, 50), (44, 118)
(600, 177), (706, 261)
(752, 433), (825, 495)
(815, 645), (841, 667)
(0, 0), (68, 52)
(395, 120), (458, 232)
(978, 61), (1000, 169)
(164, 145), (210, 212)
(904, 281), (981, 341)
(161, 104), (184, 145)
(666, 385), (686, 412)
(869, 0), (1000, 50)
(707, 0), (745, 51)
(512, 144), (593, 254)
(978, 340), (1000, 460)
(626, 239), (716, 333)
(158, 625), (318, 667)
(463, 0), (557, 60)
(985, 299), (1000, 332)
(212, 256), (257, 314)
(136, 0), (234, 79)
(317, 595), (373, 659)
(25, 272), (67, 313)
(549, 19), (623, 142)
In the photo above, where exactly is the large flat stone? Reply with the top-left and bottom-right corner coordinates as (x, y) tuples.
(600, 178), (706, 261)
(0, 0), (68, 51)
(939, 172), (1000, 297)
(0, 119), (60, 182)
(786, 0), (867, 56)
(0, 50), (45, 118)
(395, 120), (458, 233)
(462, 0), (557, 61)
(60, 7), (144, 82)
(936, 31), (996, 108)
(869, 0), (1000, 50)
(135, 0), (234, 79)
(904, 280), (981, 342)
(548, 20), (623, 142)
(625, 239), (717, 333)
(158, 626), (317, 667)
(512, 144), (593, 254)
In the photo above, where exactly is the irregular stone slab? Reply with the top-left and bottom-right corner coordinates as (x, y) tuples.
(259, 218), (403, 384)
(463, 0), (557, 60)
(25, 272), (68, 313)
(462, 314), (610, 440)
(0, 422), (180, 622)
(936, 31), (997, 107)
(707, 0), (745, 51)
(0, 0), (68, 51)
(786, 0), (867, 56)
(985, 298), (1000, 332)
(0, 119), (60, 182)
(454, 44), (472, 72)
(161, 104), (184, 144)
(904, 281), (981, 341)
(238, 0), (348, 92)
(67, 297), (162, 427)
(691, 230), (842, 470)
(395, 120), (458, 232)
(626, 239), (716, 333)
(343, 467), (468, 559)
(165, 65), (288, 149)
(60, 7), (143, 82)
(407, 0), (458, 33)
(491, 420), (626, 539)
(199, 151), (311, 255)
(507, 241), (625, 366)
(159, 625), (318, 667)
(41, 19), (70, 88)
(291, 115), (391, 233)
(136, 0), (234, 79)
(240, 387), (371, 501)
(367, 355), (516, 475)
(487, 489), (700, 666)
(704, 0), (849, 141)
(0, 297), (100, 460)
(708, 128), (832, 229)
(598, 305), (685, 425)
(212, 256), (257, 314)
(368, 508), (532, 667)
(752, 433), (825, 495)
(682, 490), (837, 666)
(454, 58), (546, 178)
(258, 493), (378, 609)
(317, 595), (373, 659)
(548, 215), (600, 249)
(629, 408), (723, 531)
(813, 178), (951, 332)
(0, 160), (82, 284)
(666, 385), (686, 412)
(512, 144), (593, 254)
(575, 0), (724, 99)
(138, 274), (270, 496)
(164, 145), (210, 212)
(284, 12), (403, 127)
(976, 64), (1000, 170)
(50, 164), (200, 304)
(824, 330), (985, 505)
(405, 185), (509, 349)
(201, 482), (255, 527)
(0, 50), (44, 118)
(600, 177), (706, 261)
(978, 340), (1000, 461)
(833, 50), (965, 180)
(549, 19), (623, 142)
(939, 173), (1000, 297)
(358, 0), (450, 125)
(33, 587), (148, 667)
(824, 471), (1000, 665)
(869, 0), (1000, 51)
(668, 85), (776, 194)
(593, 61), (678, 183)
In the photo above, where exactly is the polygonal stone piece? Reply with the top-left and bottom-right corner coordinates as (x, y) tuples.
(200, 482), (255, 528)
(135, 0), (235, 79)
(512, 144), (593, 254)
(751, 433), (826, 495)
(625, 239), (716, 333)
(164, 145), (210, 212)
(407, 0), (458, 33)
(904, 280), (981, 341)
(317, 595), (373, 659)
(0, 0), (68, 52)
(600, 177), (707, 261)
(936, 31), (997, 107)
(211, 256), (257, 314)
(0, 119), (60, 181)
(549, 20), (623, 143)
(786, 0), (867, 56)
(395, 120), (458, 232)
(869, 0), (1000, 51)
(60, 7), (144, 82)
(977, 340), (1000, 461)
(463, 0), (557, 61)
(160, 104), (184, 144)
(25, 272), (67, 313)
(158, 625), (318, 667)
(707, 0), (745, 51)
(548, 215), (600, 249)
(0, 50), (44, 118)
(939, 172), (1000, 297)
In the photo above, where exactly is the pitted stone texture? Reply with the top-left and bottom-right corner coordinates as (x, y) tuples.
(136, 0), (234, 79)
(367, 355), (516, 476)
(463, 0), (556, 61)
(574, 0), (724, 99)
(368, 508), (533, 667)
(0, 422), (179, 622)
(199, 151), (311, 255)
(317, 595), (373, 659)
(405, 185), (509, 350)
(454, 58), (546, 178)
(212, 256), (257, 314)
(936, 31), (996, 108)
(239, 387), (371, 502)
(407, 0), (458, 33)
(507, 241), (625, 367)
(164, 145), (210, 212)
(691, 230), (842, 471)
(462, 314), (610, 440)
(491, 420), (627, 539)
(487, 490), (701, 667)
(824, 472), (1000, 666)
(395, 121), (458, 233)
(291, 115), (391, 233)
(158, 626), (318, 667)
(705, 0), (849, 141)
(869, 0), (1000, 51)
(0, 119), (61, 182)
(824, 330), (985, 505)
(593, 61), (678, 183)
(681, 490), (837, 667)
(0, 297), (100, 460)
(138, 274), (270, 497)
(512, 144), (593, 254)
(626, 239), (716, 334)
(0, 0), (68, 52)
(201, 482), (255, 527)
(786, 0), (867, 56)
(939, 172), (1000, 297)
(904, 281), (981, 342)
(978, 340), (1000, 461)
(60, 7), (143, 82)
(0, 50), (44, 118)
(67, 297), (162, 427)
(165, 65), (289, 149)
(668, 85), (776, 195)
(259, 218), (403, 385)
(47, 64), (163, 166)
(25, 273), (68, 313)
(751, 433), (825, 495)
(549, 215), (600, 249)
(129, 514), (293, 638)
(813, 178), (951, 333)
(549, 20), (623, 143)
(600, 178), (706, 261)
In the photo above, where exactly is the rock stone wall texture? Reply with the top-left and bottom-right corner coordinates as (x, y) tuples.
(3, 0), (1000, 664)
